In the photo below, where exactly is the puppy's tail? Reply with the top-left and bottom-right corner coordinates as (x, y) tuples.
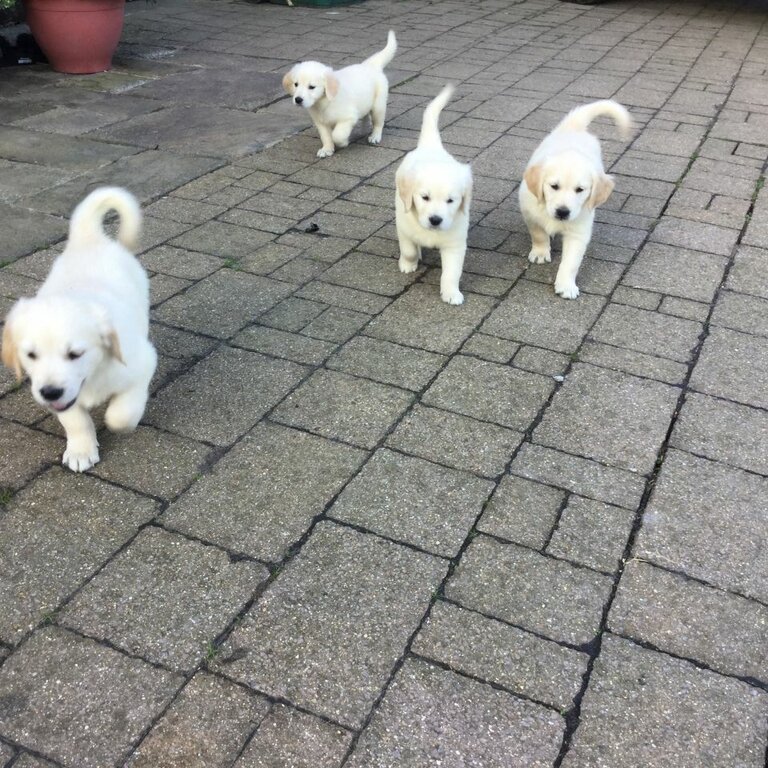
(68, 186), (142, 251)
(555, 99), (633, 140)
(417, 84), (454, 150)
(363, 30), (397, 70)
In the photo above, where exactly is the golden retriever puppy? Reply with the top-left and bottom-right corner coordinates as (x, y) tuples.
(395, 85), (473, 305)
(283, 31), (397, 158)
(2, 187), (157, 472)
(520, 99), (632, 299)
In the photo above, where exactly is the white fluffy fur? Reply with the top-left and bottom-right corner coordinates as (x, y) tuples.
(2, 187), (157, 472)
(283, 31), (397, 158)
(395, 85), (473, 305)
(519, 100), (632, 299)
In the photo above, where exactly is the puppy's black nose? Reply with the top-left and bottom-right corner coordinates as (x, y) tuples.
(294, 96), (303, 105)
(555, 207), (570, 221)
(40, 386), (64, 402)
(429, 215), (443, 227)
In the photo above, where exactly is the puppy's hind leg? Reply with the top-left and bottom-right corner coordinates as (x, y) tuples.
(59, 405), (99, 472)
(105, 344), (156, 432)
(526, 221), (552, 264)
(368, 80), (388, 145)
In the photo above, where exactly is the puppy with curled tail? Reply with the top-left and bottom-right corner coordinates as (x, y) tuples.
(520, 99), (633, 299)
(395, 85), (473, 305)
(283, 30), (397, 158)
(2, 187), (157, 472)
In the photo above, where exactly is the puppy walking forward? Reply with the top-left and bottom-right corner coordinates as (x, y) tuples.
(284, 31), (397, 158)
(520, 100), (632, 299)
(2, 187), (157, 472)
(396, 85), (473, 304)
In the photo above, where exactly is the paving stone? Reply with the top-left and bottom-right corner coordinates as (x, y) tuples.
(260, 296), (326, 332)
(301, 306), (370, 343)
(590, 304), (702, 363)
(623, 243), (728, 303)
(576, 340), (689, 386)
(0, 469), (156, 644)
(320, 252), (418, 296)
(690, 326), (768, 409)
(327, 336), (445, 391)
(296, 280), (391, 314)
(146, 347), (307, 445)
(712, 290), (768, 337)
(525, 254), (625, 297)
(149, 273), (191, 305)
(126, 673), (270, 768)
(217, 523), (446, 728)
(422, 355), (554, 431)
(726, 245), (768, 298)
(658, 295), (710, 322)
(163, 421), (363, 562)
(330, 448), (493, 557)
(234, 704), (352, 768)
(650, 216), (739, 256)
(0, 626), (182, 767)
(563, 635), (768, 768)
(447, 535), (613, 646)
(413, 601), (589, 710)
(478, 474), (565, 549)
(547, 496), (634, 574)
(346, 658), (564, 768)
(610, 561), (768, 684)
(461, 333), (520, 363)
(481, 281), (605, 354)
(513, 346), (571, 376)
(0, 420), (62, 490)
(534, 364), (679, 475)
(0, 743), (11, 767)
(366, 284), (496, 355)
(60, 527), (267, 671)
(612, 285), (662, 311)
(233, 325), (336, 366)
(387, 404), (523, 478)
(170, 221), (274, 259)
(12, 754), (59, 767)
(271, 369), (413, 450)
(237, 242), (301, 275)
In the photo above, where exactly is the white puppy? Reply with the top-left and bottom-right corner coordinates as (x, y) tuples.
(283, 31), (397, 158)
(519, 100), (632, 299)
(395, 85), (473, 305)
(2, 187), (157, 472)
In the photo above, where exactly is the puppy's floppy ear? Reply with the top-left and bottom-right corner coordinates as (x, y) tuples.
(282, 69), (294, 94)
(1, 305), (23, 380)
(460, 166), (473, 214)
(105, 329), (125, 365)
(396, 170), (415, 212)
(524, 164), (545, 204)
(325, 71), (340, 100)
(89, 303), (125, 365)
(589, 173), (614, 209)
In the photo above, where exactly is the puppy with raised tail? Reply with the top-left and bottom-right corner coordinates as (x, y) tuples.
(520, 100), (632, 299)
(283, 30), (397, 158)
(2, 187), (157, 472)
(396, 85), (473, 305)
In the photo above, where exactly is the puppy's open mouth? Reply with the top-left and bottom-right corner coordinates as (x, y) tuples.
(49, 397), (77, 413)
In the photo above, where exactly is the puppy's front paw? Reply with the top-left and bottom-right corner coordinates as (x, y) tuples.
(368, 133), (382, 145)
(555, 281), (580, 300)
(528, 247), (551, 264)
(441, 289), (464, 306)
(399, 256), (419, 274)
(63, 443), (100, 473)
(317, 147), (334, 158)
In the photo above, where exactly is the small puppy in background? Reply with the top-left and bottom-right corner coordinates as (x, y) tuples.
(283, 30), (397, 158)
(519, 99), (632, 299)
(395, 85), (473, 305)
(2, 187), (156, 472)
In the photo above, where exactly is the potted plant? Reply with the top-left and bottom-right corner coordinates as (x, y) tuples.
(23, 0), (126, 74)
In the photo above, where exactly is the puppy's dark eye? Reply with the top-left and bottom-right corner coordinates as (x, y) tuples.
(421, 194), (430, 201)
(67, 351), (83, 361)
(27, 351), (37, 360)
(446, 198), (454, 204)
(308, 85), (316, 90)
(575, 187), (584, 193)
(294, 82), (298, 87)
(550, 183), (560, 191)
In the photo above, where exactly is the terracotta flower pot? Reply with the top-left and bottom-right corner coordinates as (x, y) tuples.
(25, 0), (126, 74)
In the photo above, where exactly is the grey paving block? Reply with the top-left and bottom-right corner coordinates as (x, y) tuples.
(301, 306), (370, 343)
(461, 332), (520, 363)
(534, 365), (679, 475)
(711, 290), (768, 337)
(670, 392), (768, 475)
(690, 326), (768, 409)
(513, 345), (571, 376)
(0, 743), (11, 767)
(366, 284), (496, 355)
(414, 601), (588, 710)
(623, 243), (728, 303)
(234, 704), (352, 768)
(330, 448), (493, 557)
(0, 626), (182, 768)
(296, 280), (392, 314)
(481, 281), (605, 354)
(423, 355), (554, 430)
(59, 528), (267, 671)
(547, 496), (634, 573)
(320, 252), (418, 296)
(0, 469), (156, 644)
(346, 658), (564, 768)
(164, 422), (363, 562)
(563, 635), (768, 768)
(233, 325), (336, 366)
(477, 474), (565, 549)
(726, 245), (768, 298)
(447, 535), (613, 646)
(650, 216), (739, 257)
(635, 449), (768, 603)
(0, 203), (66, 262)
(217, 523), (447, 728)
(0, 420), (62, 490)
(387, 404), (523, 478)
(610, 561), (768, 684)
(126, 673), (270, 768)
(271, 369), (413, 449)
(146, 347), (307, 445)
(577, 340), (689, 386)
(612, 285), (662, 311)
(658, 295), (710, 322)
(260, 296), (326, 332)
(170, 221), (274, 259)
(149, 323), (217, 361)
(590, 304), (702, 363)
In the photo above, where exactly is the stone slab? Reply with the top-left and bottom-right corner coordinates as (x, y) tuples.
(0, 420), (62, 490)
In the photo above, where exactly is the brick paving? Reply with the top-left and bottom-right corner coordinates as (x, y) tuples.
(1, 0), (767, 765)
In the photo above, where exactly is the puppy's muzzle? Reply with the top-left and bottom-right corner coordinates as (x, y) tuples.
(555, 206), (570, 221)
(294, 96), (304, 105)
(428, 215), (443, 228)
(40, 385), (64, 402)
